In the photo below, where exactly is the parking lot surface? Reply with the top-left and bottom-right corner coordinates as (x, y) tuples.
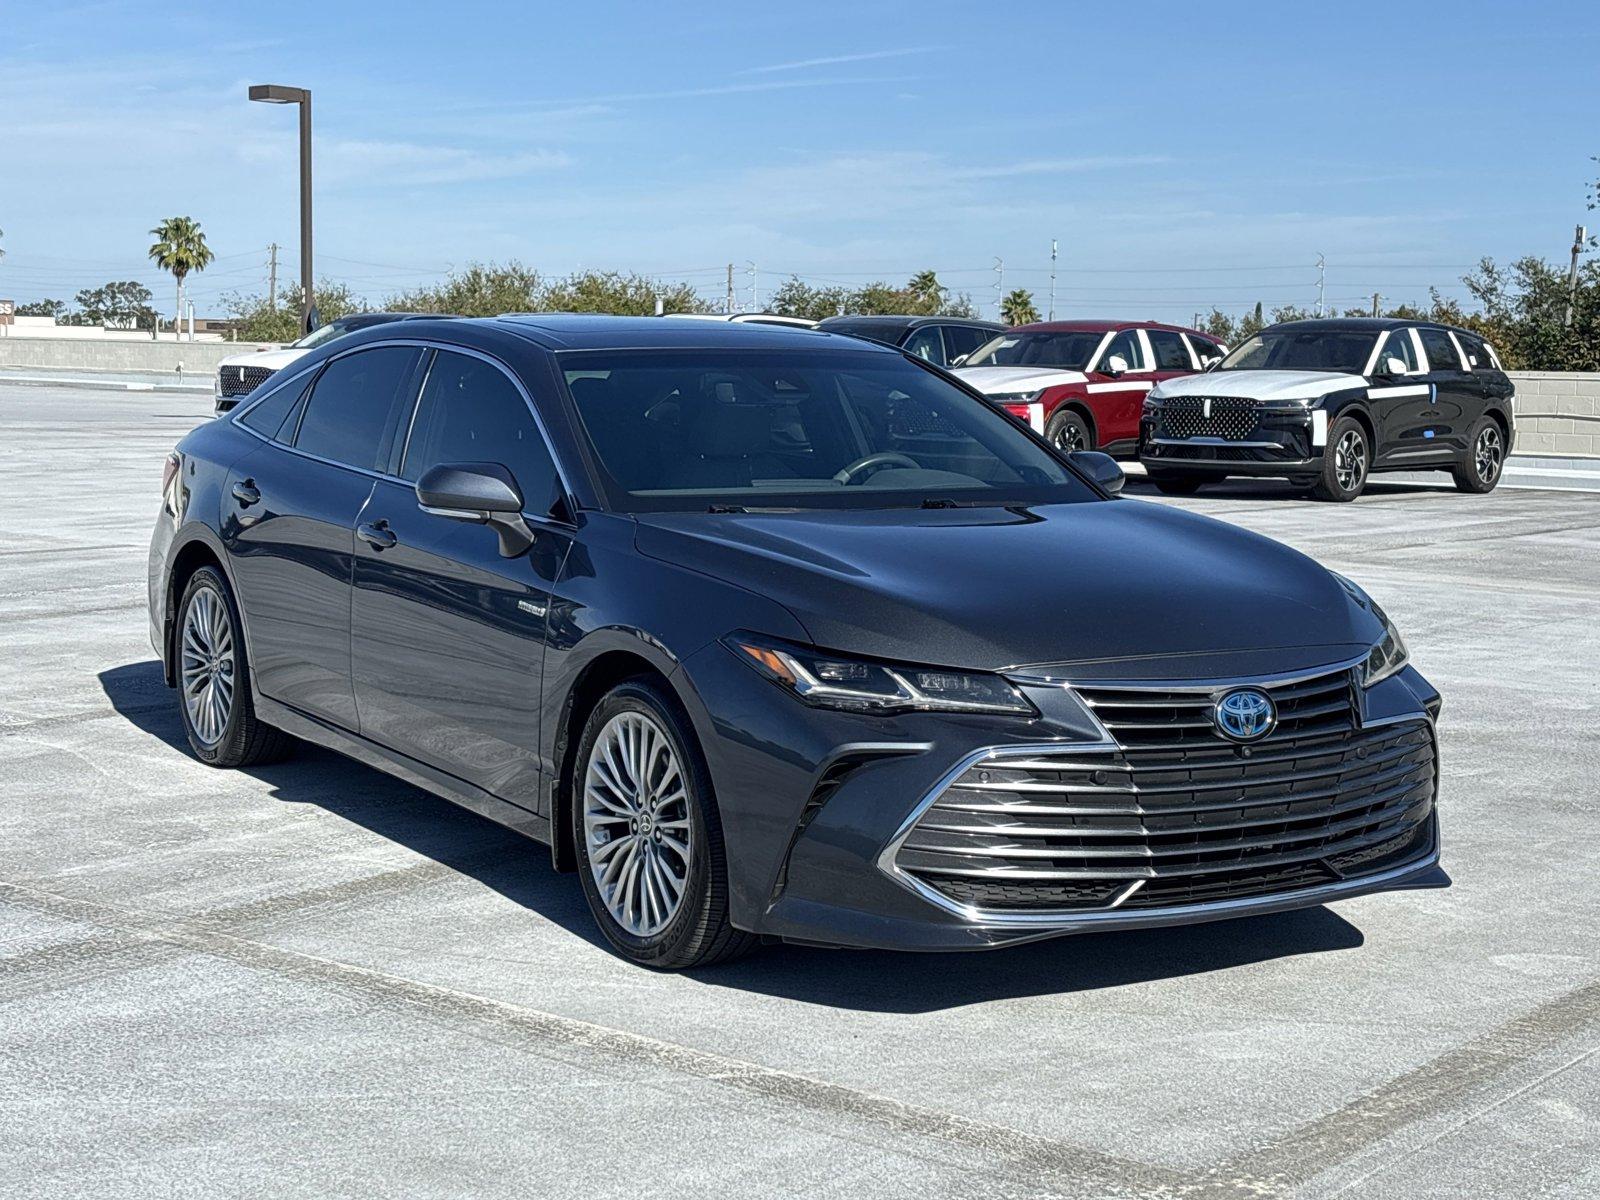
(3, 383), (1597, 1199)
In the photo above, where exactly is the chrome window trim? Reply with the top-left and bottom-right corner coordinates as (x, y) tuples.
(876, 654), (1436, 927)
(230, 336), (580, 522)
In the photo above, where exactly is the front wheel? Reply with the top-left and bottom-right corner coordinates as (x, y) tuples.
(1046, 409), (1093, 454)
(1312, 418), (1369, 502)
(1452, 417), (1505, 493)
(573, 679), (758, 970)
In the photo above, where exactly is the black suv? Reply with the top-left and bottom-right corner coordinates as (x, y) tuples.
(1139, 318), (1515, 500)
(816, 315), (1006, 368)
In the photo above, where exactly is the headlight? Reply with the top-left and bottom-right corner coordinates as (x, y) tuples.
(726, 635), (1036, 716)
(986, 390), (1042, 404)
(1335, 575), (1410, 686)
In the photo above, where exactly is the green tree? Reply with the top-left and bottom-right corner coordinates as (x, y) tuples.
(769, 276), (852, 321)
(224, 279), (365, 343)
(1463, 255), (1600, 371)
(147, 216), (215, 332)
(540, 270), (713, 316)
(385, 261), (544, 316)
(769, 270), (978, 320)
(72, 280), (157, 329)
(15, 298), (68, 319)
(1000, 288), (1040, 326)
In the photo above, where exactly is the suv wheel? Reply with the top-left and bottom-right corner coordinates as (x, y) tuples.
(1452, 417), (1505, 494)
(1046, 409), (1093, 454)
(573, 679), (758, 970)
(176, 566), (294, 767)
(1312, 418), (1369, 502)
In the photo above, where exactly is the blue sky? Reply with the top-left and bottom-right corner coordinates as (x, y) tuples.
(1, 0), (1595, 321)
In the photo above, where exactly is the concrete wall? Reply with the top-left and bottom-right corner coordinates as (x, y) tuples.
(1509, 372), (1600, 457)
(0, 336), (278, 377)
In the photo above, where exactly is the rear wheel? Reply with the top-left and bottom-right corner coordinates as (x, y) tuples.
(1147, 470), (1207, 495)
(176, 566), (294, 767)
(573, 679), (758, 970)
(1046, 409), (1093, 454)
(1312, 418), (1369, 502)
(1452, 417), (1505, 493)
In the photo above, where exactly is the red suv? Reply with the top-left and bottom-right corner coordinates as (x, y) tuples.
(954, 320), (1226, 457)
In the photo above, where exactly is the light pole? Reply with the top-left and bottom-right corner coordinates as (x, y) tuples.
(248, 84), (317, 334)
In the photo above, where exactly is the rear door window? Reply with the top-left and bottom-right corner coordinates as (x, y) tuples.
(292, 347), (421, 470)
(1417, 328), (1462, 372)
(943, 325), (992, 363)
(1146, 329), (1193, 370)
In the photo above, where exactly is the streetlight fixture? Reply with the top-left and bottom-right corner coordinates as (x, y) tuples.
(248, 84), (317, 334)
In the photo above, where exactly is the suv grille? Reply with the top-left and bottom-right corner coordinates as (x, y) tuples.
(893, 668), (1436, 914)
(218, 364), (276, 398)
(1159, 396), (1258, 441)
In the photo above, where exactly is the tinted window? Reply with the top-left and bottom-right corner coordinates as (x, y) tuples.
(1098, 329), (1148, 372)
(239, 374), (311, 439)
(402, 351), (560, 512)
(902, 326), (945, 364)
(1220, 329), (1380, 374)
(1185, 334), (1226, 367)
(1376, 329), (1420, 374)
(561, 349), (1093, 512)
(1417, 328), (1461, 371)
(943, 325), (993, 361)
(1147, 329), (1192, 370)
(964, 331), (1103, 369)
(1455, 332), (1496, 372)
(293, 347), (419, 470)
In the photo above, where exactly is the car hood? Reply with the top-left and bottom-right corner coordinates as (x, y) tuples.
(217, 346), (310, 372)
(955, 365), (1089, 395)
(634, 501), (1377, 677)
(1152, 369), (1366, 401)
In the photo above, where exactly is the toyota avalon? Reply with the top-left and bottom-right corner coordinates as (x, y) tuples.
(149, 316), (1445, 968)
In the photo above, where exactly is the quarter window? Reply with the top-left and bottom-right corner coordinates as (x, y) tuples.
(293, 347), (420, 470)
(239, 374), (311, 440)
(1146, 329), (1192, 370)
(1097, 329), (1148, 372)
(1417, 328), (1461, 372)
(401, 351), (560, 513)
(1454, 332), (1496, 372)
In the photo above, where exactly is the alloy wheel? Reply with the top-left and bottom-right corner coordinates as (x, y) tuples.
(1475, 426), (1503, 483)
(1052, 421), (1086, 453)
(180, 584), (236, 745)
(1334, 429), (1367, 491)
(582, 711), (694, 937)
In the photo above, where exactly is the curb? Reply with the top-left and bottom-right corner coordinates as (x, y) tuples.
(0, 374), (211, 395)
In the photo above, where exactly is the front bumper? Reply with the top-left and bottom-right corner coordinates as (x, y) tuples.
(677, 642), (1446, 951)
(1139, 407), (1323, 476)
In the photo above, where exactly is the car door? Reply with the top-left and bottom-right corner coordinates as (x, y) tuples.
(1415, 325), (1479, 454)
(1365, 328), (1440, 463)
(350, 347), (571, 807)
(1084, 327), (1155, 451)
(224, 345), (421, 730)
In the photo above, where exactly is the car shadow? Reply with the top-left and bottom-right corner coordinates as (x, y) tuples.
(1121, 476), (1457, 502)
(101, 659), (1367, 1012)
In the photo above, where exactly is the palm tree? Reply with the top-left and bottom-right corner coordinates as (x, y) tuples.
(1000, 288), (1040, 326)
(907, 268), (945, 313)
(148, 217), (215, 335)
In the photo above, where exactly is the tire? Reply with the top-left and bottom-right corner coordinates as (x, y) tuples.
(175, 566), (294, 767)
(572, 678), (758, 970)
(1312, 417), (1370, 502)
(1147, 470), (1207, 495)
(1046, 408), (1094, 455)
(1451, 417), (1506, 494)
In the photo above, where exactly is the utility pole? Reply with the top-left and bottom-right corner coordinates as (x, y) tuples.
(746, 260), (758, 311)
(1316, 253), (1326, 317)
(267, 243), (279, 308)
(993, 257), (1004, 319)
(1371, 292), (1381, 318)
(725, 263), (735, 314)
(1048, 239), (1058, 321)
(1564, 224), (1586, 327)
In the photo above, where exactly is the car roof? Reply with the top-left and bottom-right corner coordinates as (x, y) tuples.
(1007, 319), (1217, 337)
(482, 312), (889, 352)
(817, 314), (1006, 331)
(1268, 317), (1457, 333)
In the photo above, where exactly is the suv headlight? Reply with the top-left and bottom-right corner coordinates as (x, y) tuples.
(1335, 575), (1410, 686)
(726, 634), (1036, 716)
(986, 390), (1042, 404)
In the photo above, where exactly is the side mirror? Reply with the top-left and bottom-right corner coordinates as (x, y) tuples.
(1071, 449), (1125, 496)
(416, 461), (533, 556)
(1381, 355), (1409, 378)
(1102, 354), (1129, 377)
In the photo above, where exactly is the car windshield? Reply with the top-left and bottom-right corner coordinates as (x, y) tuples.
(291, 321), (356, 350)
(561, 349), (1097, 512)
(1218, 328), (1380, 374)
(962, 331), (1103, 369)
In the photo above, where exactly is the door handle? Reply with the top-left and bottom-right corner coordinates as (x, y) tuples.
(357, 520), (398, 551)
(232, 480), (261, 507)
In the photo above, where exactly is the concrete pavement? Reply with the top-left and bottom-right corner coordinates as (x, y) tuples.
(2, 384), (1597, 1198)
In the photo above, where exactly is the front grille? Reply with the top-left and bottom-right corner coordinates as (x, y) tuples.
(1159, 396), (1259, 441)
(894, 667), (1436, 914)
(218, 364), (276, 398)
